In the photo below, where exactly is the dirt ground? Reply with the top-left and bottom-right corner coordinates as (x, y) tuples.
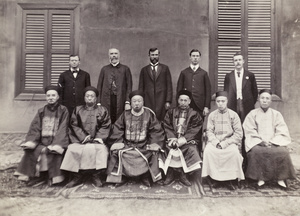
(1, 196), (300, 216)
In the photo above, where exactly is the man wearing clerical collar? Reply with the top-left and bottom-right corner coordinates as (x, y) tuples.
(161, 89), (203, 188)
(243, 89), (296, 189)
(106, 90), (165, 187)
(97, 48), (132, 123)
(58, 55), (91, 115)
(202, 91), (245, 190)
(14, 86), (69, 187)
(61, 86), (111, 188)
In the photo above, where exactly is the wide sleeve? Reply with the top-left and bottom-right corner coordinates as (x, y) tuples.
(221, 112), (243, 148)
(206, 112), (220, 147)
(184, 111), (203, 142)
(25, 111), (42, 146)
(269, 111), (291, 146)
(165, 66), (173, 103)
(125, 67), (133, 101)
(107, 112), (126, 147)
(243, 110), (263, 152)
(69, 107), (87, 143)
(97, 68), (104, 103)
(163, 109), (177, 139)
(95, 106), (111, 142)
(147, 113), (165, 147)
(51, 106), (70, 148)
(204, 72), (212, 109)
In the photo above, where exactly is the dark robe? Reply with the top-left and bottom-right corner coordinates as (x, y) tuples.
(162, 107), (203, 173)
(58, 69), (91, 115)
(16, 104), (69, 180)
(106, 108), (165, 183)
(97, 63), (132, 122)
(138, 63), (173, 121)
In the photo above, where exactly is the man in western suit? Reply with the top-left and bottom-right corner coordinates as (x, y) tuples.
(138, 48), (173, 121)
(58, 55), (91, 115)
(224, 52), (258, 123)
(177, 49), (211, 118)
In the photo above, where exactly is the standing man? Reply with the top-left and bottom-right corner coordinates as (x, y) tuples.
(14, 86), (69, 186)
(138, 48), (173, 121)
(177, 49), (211, 118)
(97, 48), (132, 123)
(58, 55), (91, 115)
(224, 52), (258, 123)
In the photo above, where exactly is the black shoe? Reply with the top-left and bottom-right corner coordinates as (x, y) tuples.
(115, 177), (128, 187)
(92, 177), (104, 187)
(66, 173), (83, 188)
(141, 176), (152, 187)
(179, 172), (192, 187)
(164, 169), (175, 185)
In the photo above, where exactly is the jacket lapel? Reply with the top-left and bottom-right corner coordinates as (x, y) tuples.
(155, 64), (162, 81)
(147, 65), (154, 80)
(242, 70), (249, 89)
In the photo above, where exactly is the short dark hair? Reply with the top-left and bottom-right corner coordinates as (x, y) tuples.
(189, 49), (201, 57)
(233, 52), (243, 59)
(149, 48), (160, 55)
(70, 54), (80, 60)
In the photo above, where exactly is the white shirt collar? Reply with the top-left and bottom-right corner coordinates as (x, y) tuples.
(111, 62), (120, 67)
(190, 64), (199, 71)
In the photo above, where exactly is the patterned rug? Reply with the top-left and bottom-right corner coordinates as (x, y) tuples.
(1, 168), (300, 199)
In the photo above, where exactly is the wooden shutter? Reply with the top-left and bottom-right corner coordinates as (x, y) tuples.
(247, 0), (272, 89)
(217, 0), (242, 90)
(23, 11), (47, 91)
(22, 9), (74, 93)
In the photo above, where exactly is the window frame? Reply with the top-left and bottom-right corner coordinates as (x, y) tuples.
(15, 3), (79, 100)
(209, 0), (282, 99)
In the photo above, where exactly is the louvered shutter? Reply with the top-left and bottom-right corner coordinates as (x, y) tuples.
(217, 0), (242, 90)
(22, 9), (74, 93)
(247, 0), (271, 89)
(216, 0), (273, 91)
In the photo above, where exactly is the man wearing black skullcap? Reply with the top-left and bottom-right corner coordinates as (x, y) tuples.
(61, 86), (111, 188)
(243, 89), (296, 189)
(14, 86), (69, 186)
(161, 89), (203, 187)
(106, 90), (165, 187)
(202, 91), (245, 190)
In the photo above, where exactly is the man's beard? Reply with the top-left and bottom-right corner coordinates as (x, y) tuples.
(150, 58), (159, 64)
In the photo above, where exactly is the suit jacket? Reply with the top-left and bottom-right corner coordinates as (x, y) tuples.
(138, 63), (173, 121)
(58, 69), (91, 114)
(177, 67), (211, 112)
(97, 63), (132, 120)
(224, 69), (258, 118)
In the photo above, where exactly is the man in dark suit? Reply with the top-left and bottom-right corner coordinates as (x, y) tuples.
(58, 55), (91, 115)
(177, 49), (211, 118)
(224, 52), (258, 123)
(138, 48), (173, 121)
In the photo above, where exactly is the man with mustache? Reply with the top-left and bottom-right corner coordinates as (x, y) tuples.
(97, 48), (132, 123)
(138, 48), (173, 121)
(224, 52), (258, 123)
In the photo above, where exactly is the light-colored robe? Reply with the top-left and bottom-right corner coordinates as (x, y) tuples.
(202, 108), (245, 181)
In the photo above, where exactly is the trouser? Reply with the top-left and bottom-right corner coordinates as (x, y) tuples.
(110, 94), (117, 123)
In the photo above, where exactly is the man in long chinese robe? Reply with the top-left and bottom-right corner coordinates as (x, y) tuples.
(61, 86), (111, 188)
(162, 89), (203, 186)
(243, 89), (296, 189)
(106, 90), (165, 187)
(14, 86), (69, 186)
(202, 91), (245, 190)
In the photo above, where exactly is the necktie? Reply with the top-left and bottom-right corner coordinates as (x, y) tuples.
(192, 67), (196, 72)
(237, 72), (240, 77)
(152, 66), (156, 79)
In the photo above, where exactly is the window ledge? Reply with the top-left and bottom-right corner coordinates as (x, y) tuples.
(14, 93), (45, 101)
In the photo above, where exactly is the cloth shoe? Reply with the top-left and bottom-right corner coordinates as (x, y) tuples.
(141, 173), (152, 187)
(164, 168), (175, 185)
(66, 173), (83, 188)
(27, 172), (47, 187)
(115, 176), (128, 187)
(226, 180), (237, 190)
(92, 172), (104, 187)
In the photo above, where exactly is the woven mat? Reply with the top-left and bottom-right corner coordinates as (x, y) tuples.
(1, 168), (299, 199)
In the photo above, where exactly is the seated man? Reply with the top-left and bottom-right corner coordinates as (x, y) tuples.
(106, 90), (165, 187)
(202, 91), (245, 190)
(162, 89), (203, 186)
(61, 86), (111, 188)
(243, 89), (296, 189)
(14, 86), (69, 186)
